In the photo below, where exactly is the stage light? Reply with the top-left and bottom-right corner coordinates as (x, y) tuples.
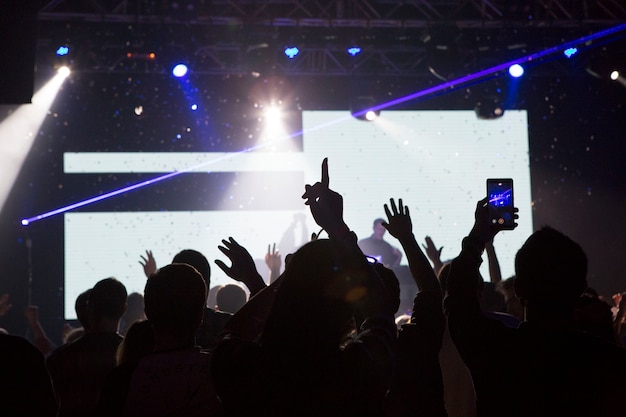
(58, 66), (70, 77)
(56, 46), (69, 56)
(475, 94), (505, 120)
(264, 105), (282, 122)
(508, 64), (524, 78)
(1, 68), (69, 214)
(347, 47), (362, 56)
(564, 47), (578, 58)
(610, 70), (620, 80)
(364, 110), (378, 121)
(172, 63), (188, 77)
(351, 96), (380, 121)
(284, 47), (299, 59)
(191, 104), (198, 111)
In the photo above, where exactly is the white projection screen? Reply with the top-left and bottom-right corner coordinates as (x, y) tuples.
(63, 110), (532, 318)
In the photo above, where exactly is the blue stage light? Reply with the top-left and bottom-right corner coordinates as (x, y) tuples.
(284, 47), (299, 59)
(564, 47), (578, 58)
(347, 47), (362, 56)
(172, 64), (188, 77)
(191, 104), (198, 111)
(508, 64), (524, 78)
(56, 46), (69, 56)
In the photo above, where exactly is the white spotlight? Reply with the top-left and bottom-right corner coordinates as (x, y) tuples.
(0, 69), (69, 213)
(365, 110), (378, 121)
(58, 66), (71, 77)
(508, 64), (524, 78)
(172, 64), (188, 78)
(610, 70), (620, 81)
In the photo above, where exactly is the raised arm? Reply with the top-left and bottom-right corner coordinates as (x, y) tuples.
(302, 158), (394, 318)
(139, 250), (157, 278)
(382, 198), (447, 417)
(215, 237), (267, 297)
(265, 243), (282, 284)
(422, 236), (444, 276)
(484, 239), (502, 284)
(382, 198), (440, 295)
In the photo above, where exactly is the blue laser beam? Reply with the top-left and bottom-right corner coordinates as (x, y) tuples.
(21, 23), (626, 226)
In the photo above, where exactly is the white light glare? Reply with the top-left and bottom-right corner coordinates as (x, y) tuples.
(365, 110), (378, 121)
(264, 106), (282, 123)
(610, 70), (620, 81)
(58, 66), (71, 77)
(508, 64), (524, 78)
(172, 64), (188, 77)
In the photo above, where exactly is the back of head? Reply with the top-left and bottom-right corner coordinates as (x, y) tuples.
(261, 239), (367, 353)
(215, 284), (247, 313)
(373, 218), (385, 228)
(144, 263), (207, 337)
(75, 289), (92, 329)
(89, 278), (127, 322)
(172, 249), (211, 289)
(514, 227), (587, 309)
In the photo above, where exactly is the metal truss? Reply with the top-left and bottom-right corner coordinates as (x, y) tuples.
(35, 1), (626, 77)
(38, 0), (626, 26)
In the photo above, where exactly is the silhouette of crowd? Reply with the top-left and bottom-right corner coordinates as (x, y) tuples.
(1, 157), (625, 417)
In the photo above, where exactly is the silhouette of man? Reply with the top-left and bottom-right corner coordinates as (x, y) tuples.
(47, 278), (127, 417)
(99, 263), (222, 417)
(445, 199), (626, 417)
(358, 218), (402, 267)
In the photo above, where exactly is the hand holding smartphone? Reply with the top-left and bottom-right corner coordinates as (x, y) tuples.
(486, 178), (515, 230)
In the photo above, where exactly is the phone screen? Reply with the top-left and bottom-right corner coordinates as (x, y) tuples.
(487, 178), (515, 229)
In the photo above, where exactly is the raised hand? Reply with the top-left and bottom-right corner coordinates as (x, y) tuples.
(470, 197), (519, 244)
(382, 198), (413, 240)
(265, 243), (282, 272)
(301, 158), (349, 238)
(139, 250), (157, 278)
(215, 237), (266, 295)
(422, 236), (443, 264)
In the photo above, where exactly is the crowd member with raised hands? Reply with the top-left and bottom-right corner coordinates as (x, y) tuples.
(381, 198), (448, 417)
(211, 158), (397, 417)
(444, 198), (626, 417)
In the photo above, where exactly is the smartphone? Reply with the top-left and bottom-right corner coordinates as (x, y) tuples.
(486, 178), (515, 230)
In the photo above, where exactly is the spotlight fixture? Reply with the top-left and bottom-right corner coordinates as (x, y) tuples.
(610, 70), (620, 81)
(347, 47), (362, 56)
(350, 96), (380, 121)
(475, 96), (505, 120)
(172, 63), (188, 77)
(57, 66), (71, 77)
(284, 47), (300, 59)
(56, 46), (69, 56)
(564, 47), (578, 58)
